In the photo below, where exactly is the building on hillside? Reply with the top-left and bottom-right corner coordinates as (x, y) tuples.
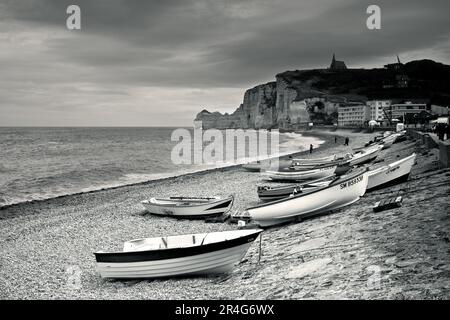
(329, 54), (347, 70)
(338, 102), (371, 126)
(366, 100), (392, 123)
(388, 102), (429, 121)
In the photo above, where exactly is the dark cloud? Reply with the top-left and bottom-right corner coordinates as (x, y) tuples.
(0, 0), (449, 125)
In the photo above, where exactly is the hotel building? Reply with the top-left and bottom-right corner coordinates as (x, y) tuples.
(338, 103), (371, 126)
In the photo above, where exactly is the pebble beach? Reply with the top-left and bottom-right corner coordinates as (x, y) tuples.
(0, 130), (449, 300)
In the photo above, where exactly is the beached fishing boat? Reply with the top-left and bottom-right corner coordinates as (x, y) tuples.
(257, 175), (335, 202)
(380, 134), (397, 149)
(141, 195), (233, 219)
(349, 144), (383, 166)
(245, 168), (368, 227)
(94, 229), (263, 279)
(291, 155), (337, 165)
(263, 164), (337, 181)
(367, 153), (416, 191)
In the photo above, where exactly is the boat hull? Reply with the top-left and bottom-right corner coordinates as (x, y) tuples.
(367, 154), (416, 191)
(349, 146), (382, 166)
(247, 170), (368, 227)
(264, 165), (337, 181)
(95, 230), (262, 279)
(141, 196), (233, 219)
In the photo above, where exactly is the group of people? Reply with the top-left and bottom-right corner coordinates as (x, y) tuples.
(434, 123), (450, 141)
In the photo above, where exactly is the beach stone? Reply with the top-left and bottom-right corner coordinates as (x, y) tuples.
(290, 238), (326, 255)
(395, 259), (422, 268)
(385, 257), (397, 265)
(286, 257), (332, 279)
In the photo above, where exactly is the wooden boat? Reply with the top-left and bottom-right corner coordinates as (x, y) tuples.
(290, 154), (352, 170)
(257, 175), (335, 202)
(393, 130), (407, 143)
(349, 145), (383, 166)
(245, 168), (368, 227)
(380, 134), (397, 149)
(367, 153), (416, 191)
(94, 229), (263, 279)
(263, 164), (337, 181)
(141, 195), (234, 219)
(291, 155), (336, 165)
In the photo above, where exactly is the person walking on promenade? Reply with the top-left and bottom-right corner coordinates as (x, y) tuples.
(335, 136), (338, 143)
(344, 137), (349, 146)
(310, 144), (313, 154)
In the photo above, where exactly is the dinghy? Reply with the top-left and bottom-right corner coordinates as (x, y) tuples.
(380, 134), (397, 149)
(141, 195), (234, 219)
(367, 153), (416, 191)
(245, 168), (368, 227)
(95, 229), (263, 279)
(349, 145), (383, 166)
(263, 164), (337, 181)
(257, 175), (335, 202)
(291, 155), (337, 165)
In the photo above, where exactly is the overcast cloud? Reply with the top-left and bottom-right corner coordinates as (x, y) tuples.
(0, 0), (449, 126)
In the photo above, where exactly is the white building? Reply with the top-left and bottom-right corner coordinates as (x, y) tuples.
(389, 102), (428, 120)
(366, 100), (391, 122)
(338, 103), (371, 126)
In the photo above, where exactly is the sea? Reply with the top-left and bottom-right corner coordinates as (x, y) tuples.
(0, 127), (324, 208)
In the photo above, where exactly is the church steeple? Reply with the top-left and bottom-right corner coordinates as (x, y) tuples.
(329, 53), (347, 70)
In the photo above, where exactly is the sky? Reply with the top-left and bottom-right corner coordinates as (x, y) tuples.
(0, 0), (449, 126)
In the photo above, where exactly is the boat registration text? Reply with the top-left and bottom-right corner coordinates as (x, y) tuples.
(340, 175), (364, 189)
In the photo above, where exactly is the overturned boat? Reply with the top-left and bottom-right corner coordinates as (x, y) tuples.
(367, 153), (416, 191)
(257, 175), (335, 202)
(141, 195), (234, 219)
(245, 168), (369, 227)
(263, 164), (337, 181)
(95, 229), (263, 279)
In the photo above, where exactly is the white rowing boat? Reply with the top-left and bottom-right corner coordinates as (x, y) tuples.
(245, 168), (368, 227)
(141, 195), (234, 219)
(349, 145), (383, 166)
(95, 229), (263, 279)
(380, 134), (397, 149)
(263, 164), (337, 181)
(291, 155), (337, 165)
(257, 175), (335, 202)
(367, 153), (416, 191)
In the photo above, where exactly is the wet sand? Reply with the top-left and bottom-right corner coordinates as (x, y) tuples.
(0, 130), (449, 299)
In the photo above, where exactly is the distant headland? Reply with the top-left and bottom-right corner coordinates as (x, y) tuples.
(195, 55), (450, 130)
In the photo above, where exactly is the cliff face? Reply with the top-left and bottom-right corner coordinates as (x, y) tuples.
(195, 59), (450, 129)
(195, 82), (277, 129)
(196, 76), (336, 129)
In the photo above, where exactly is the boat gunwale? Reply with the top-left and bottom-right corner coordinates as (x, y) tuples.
(143, 195), (234, 208)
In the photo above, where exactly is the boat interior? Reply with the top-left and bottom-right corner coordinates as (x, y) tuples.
(149, 196), (222, 206)
(121, 229), (259, 252)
